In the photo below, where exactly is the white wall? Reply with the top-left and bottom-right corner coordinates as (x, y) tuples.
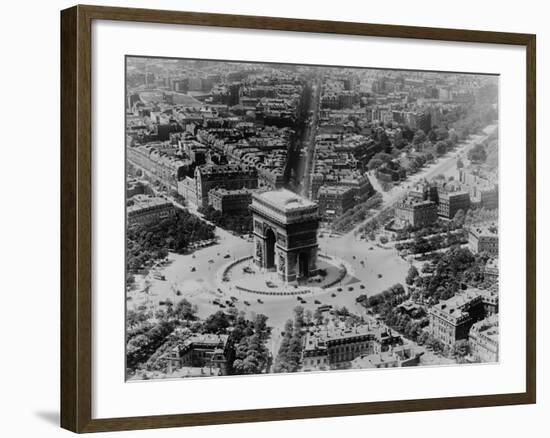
(0, 0), (546, 437)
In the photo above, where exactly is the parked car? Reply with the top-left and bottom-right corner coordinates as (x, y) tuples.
(318, 304), (332, 312)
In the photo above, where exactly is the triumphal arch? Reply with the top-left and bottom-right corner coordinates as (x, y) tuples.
(250, 189), (319, 282)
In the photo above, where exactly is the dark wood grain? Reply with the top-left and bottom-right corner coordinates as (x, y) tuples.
(60, 4), (537, 433)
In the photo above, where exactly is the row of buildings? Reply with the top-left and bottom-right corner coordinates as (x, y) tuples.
(127, 194), (176, 227)
(395, 182), (472, 227)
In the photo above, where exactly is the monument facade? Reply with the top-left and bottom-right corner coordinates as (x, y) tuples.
(250, 189), (319, 282)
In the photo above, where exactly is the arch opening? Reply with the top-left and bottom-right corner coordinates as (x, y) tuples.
(265, 228), (276, 270)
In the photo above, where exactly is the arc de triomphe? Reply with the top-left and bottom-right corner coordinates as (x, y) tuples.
(249, 189), (319, 283)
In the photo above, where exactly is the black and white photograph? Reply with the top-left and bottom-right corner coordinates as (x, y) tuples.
(125, 56), (500, 381)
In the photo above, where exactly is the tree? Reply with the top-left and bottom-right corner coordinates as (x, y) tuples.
(467, 143), (487, 163)
(171, 298), (198, 321)
(406, 265), (419, 285)
(427, 129), (437, 143)
(453, 209), (466, 227)
(452, 339), (470, 358)
(203, 311), (231, 334)
(435, 141), (447, 156)
(367, 158), (383, 171)
(413, 129), (426, 145)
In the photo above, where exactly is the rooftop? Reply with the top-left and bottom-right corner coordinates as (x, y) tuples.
(470, 314), (499, 341)
(251, 189), (318, 224)
(303, 323), (399, 353)
(470, 224), (499, 237)
(127, 195), (173, 213)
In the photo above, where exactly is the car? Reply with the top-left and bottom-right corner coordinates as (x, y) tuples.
(331, 293), (336, 298)
(337, 287), (342, 292)
(360, 284), (365, 289)
(219, 304), (226, 308)
(296, 296), (302, 301)
(208, 259), (214, 264)
(257, 299), (263, 304)
(230, 296), (238, 302)
(314, 300), (321, 305)
(301, 299), (307, 304)
(348, 286), (354, 291)
(244, 301), (250, 306)
(223, 254), (231, 259)
(377, 273), (383, 278)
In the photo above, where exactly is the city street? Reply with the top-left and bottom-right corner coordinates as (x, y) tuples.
(345, 124), (498, 238)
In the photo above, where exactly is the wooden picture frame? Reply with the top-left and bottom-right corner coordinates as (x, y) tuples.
(61, 4), (536, 433)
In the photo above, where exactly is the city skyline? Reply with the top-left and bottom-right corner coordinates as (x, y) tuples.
(125, 55), (499, 381)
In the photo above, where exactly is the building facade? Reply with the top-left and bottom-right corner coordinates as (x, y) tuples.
(127, 144), (190, 190)
(317, 185), (355, 220)
(302, 324), (403, 371)
(395, 198), (438, 228)
(195, 164), (258, 208)
(468, 314), (499, 362)
(429, 288), (499, 347)
(127, 195), (176, 226)
(468, 225), (499, 256)
(164, 333), (232, 376)
(208, 188), (253, 214)
(437, 191), (470, 219)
